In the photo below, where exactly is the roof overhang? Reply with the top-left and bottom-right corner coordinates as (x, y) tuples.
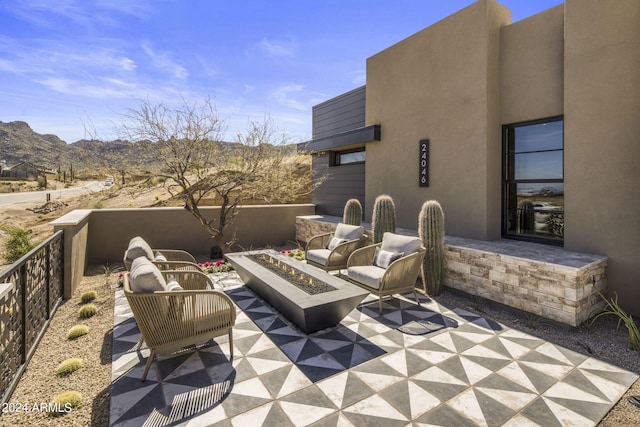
(298, 124), (380, 153)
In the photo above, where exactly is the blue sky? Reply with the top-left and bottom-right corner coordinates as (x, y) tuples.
(0, 0), (563, 144)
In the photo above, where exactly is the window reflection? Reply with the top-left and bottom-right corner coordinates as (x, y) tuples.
(503, 118), (564, 244)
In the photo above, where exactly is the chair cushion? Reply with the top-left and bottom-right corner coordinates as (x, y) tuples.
(327, 237), (348, 250)
(334, 223), (364, 241)
(129, 257), (167, 292)
(166, 278), (184, 291)
(373, 247), (404, 269)
(125, 236), (154, 262)
(306, 249), (332, 266)
(348, 265), (386, 290)
(381, 233), (422, 255)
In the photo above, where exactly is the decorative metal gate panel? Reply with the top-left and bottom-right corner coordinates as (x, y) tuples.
(0, 231), (64, 406)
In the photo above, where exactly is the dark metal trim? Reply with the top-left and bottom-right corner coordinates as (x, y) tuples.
(299, 125), (380, 153)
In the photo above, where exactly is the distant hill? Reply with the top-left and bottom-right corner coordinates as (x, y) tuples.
(0, 120), (160, 171)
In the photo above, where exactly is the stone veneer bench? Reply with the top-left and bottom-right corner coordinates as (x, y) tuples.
(296, 215), (607, 327)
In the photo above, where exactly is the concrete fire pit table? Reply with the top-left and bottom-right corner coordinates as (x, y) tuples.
(225, 249), (369, 334)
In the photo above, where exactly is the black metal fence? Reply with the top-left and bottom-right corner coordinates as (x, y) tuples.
(0, 231), (64, 405)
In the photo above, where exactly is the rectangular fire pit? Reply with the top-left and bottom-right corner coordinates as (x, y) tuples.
(225, 250), (369, 334)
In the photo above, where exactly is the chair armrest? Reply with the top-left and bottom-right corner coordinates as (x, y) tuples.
(154, 249), (197, 263)
(328, 238), (361, 259)
(160, 270), (213, 290)
(347, 244), (381, 267)
(153, 261), (202, 271)
(379, 249), (426, 292)
(306, 233), (333, 251)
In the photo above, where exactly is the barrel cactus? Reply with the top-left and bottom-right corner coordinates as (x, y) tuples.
(371, 195), (396, 243)
(343, 198), (363, 226)
(418, 200), (445, 296)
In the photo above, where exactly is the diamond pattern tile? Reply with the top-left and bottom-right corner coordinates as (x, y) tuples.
(110, 273), (638, 426)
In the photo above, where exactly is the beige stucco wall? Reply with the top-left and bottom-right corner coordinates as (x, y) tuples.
(86, 205), (316, 264)
(500, 5), (564, 124)
(365, 0), (510, 239)
(563, 0), (640, 314)
(51, 210), (90, 298)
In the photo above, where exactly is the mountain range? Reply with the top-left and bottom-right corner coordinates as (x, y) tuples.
(0, 120), (160, 171)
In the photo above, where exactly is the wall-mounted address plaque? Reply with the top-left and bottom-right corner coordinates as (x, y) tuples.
(419, 139), (429, 187)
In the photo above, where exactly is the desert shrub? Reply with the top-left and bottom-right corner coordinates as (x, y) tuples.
(80, 290), (97, 303)
(56, 358), (84, 376)
(49, 391), (82, 417)
(78, 304), (97, 319)
(2, 226), (36, 263)
(67, 324), (89, 340)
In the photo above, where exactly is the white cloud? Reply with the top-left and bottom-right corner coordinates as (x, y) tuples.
(269, 83), (326, 112)
(142, 43), (188, 79)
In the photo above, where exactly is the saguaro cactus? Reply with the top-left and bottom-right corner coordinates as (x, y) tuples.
(418, 200), (445, 296)
(343, 198), (362, 226)
(517, 200), (535, 234)
(372, 195), (396, 243)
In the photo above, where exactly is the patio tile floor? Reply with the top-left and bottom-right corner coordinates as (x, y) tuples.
(110, 272), (637, 426)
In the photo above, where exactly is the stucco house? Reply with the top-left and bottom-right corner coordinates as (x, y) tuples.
(305, 0), (640, 315)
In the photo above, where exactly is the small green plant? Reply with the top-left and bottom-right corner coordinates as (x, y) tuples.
(78, 304), (97, 319)
(49, 391), (82, 417)
(523, 313), (546, 330)
(92, 200), (104, 209)
(2, 226), (36, 263)
(80, 290), (97, 303)
(67, 324), (89, 340)
(101, 262), (122, 285)
(56, 358), (84, 376)
(588, 291), (640, 351)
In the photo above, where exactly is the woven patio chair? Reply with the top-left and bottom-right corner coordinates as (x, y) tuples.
(123, 235), (200, 271)
(124, 257), (236, 381)
(346, 232), (426, 313)
(305, 223), (365, 273)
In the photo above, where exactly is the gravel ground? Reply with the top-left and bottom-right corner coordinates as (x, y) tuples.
(0, 265), (114, 427)
(1, 266), (638, 426)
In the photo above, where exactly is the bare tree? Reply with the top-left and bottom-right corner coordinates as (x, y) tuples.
(121, 97), (318, 253)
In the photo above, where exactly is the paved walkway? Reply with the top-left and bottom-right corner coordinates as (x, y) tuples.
(110, 272), (637, 426)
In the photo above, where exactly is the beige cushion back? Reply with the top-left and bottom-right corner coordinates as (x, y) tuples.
(334, 223), (364, 240)
(381, 232), (422, 255)
(129, 257), (167, 292)
(125, 236), (154, 262)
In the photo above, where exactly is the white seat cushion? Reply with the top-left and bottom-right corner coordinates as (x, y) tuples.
(348, 265), (386, 290)
(381, 232), (422, 255)
(125, 236), (154, 262)
(306, 249), (332, 266)
(129, 257), (167, 292)
(334, 223), (364, 241)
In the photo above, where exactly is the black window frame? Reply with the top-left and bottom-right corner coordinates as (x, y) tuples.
(329, 148), (366, 166)
(502, 116), (564, 246)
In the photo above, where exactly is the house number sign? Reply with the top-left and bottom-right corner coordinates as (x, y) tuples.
(419, 139), (429, 187)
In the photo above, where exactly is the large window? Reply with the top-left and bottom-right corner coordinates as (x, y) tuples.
(503, 117), (564, 244)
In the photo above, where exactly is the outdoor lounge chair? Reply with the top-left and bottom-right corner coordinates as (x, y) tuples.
(123, 235), (200, 271)
(305, 223), (365, 273)
(346, 232), (425, 313)
(124, 257), (236, 381)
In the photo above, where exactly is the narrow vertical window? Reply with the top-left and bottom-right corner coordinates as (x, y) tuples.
(503, 117), (564, 244)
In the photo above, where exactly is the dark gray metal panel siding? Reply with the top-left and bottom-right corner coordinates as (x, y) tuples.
(313, 86), (366, 140)
(312, 153), (365, 217)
